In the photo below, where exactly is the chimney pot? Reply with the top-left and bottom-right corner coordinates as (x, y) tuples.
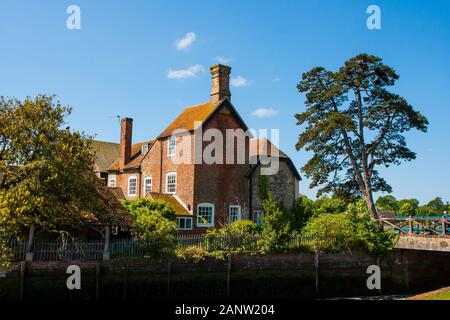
(210, 64), (231, 103)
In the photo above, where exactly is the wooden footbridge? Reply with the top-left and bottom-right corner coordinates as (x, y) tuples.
(381, 215), (450, 252)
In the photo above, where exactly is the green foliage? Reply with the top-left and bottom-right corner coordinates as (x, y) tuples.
(124, 199), (177, 257)
(224, 220), (259, 236)
(288, 195), (315, 231)
(295, 54), (428, 218)
(175, 246), (229, 262)
(123, 198), (176, 221)
(206, 220), (260, 252)
(397, 202), (416, 216)
(398, 199), (419, 211)
(313, 197), (347, 215)
(427, 197), (445, 214)
(346, 201), (399, 256)
(376, 195), (399, 211)
(302, 212), (354, 252)
(0, 239), (12, 268)
(259, 193), (292, 252)
(303, 200), (398, 256)
(175, 246), (208, 262)
(415, 205), (434, 216)
(258, 175), (269, 201)
(0, 95), (113, 240)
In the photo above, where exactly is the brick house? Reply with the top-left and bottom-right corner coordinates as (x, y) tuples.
(96, 64), (301, 233)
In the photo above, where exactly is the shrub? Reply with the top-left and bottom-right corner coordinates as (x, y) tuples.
(207, 220), (260, 252)
(302, 200), (398, 255)
(347, 201), (398, 256)
(259, 193), (292, 253)
(313, 197), (348, 215)
(302, 212), (354, 252)
(123, 199), (176, 221)
(224, 220), (259, 236)
(288, 195), (315, 231)
(124, 199), (178, 257)
(175, 246), (208, 262)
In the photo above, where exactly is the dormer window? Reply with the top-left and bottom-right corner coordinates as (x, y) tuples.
(142, 143), (149, 155)
(168, 136), (176, 157)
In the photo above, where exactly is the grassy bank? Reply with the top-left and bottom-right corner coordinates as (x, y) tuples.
(409, 287), (450, 300)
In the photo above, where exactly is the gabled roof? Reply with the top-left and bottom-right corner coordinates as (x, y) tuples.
(90, 140), (120, 172)
(158, 102), (218, 138)
(249, 138), (289, 159)
(108, 139), (156, 171)
(145, 192), (191, 216)
(158, 98), (249, 139)
(108, 187), (126, 201)
(248, 138), (301, 180)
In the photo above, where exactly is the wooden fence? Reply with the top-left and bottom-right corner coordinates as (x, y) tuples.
(5, 234), (330, 262)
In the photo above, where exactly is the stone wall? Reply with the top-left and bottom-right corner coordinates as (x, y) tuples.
(251, 159), (299, 213)
(396, 235), (450, 252)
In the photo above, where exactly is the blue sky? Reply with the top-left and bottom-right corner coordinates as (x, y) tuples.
(1, 0), (449, 204)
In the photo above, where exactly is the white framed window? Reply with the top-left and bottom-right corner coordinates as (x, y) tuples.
(165, 172), (176, 194)
(253, 210), (263, 225)
(177, 217), (193, 230)
(142, 144), (149, 155)
(228, 205), (241, 223)
(108, 177), (116, 188)
(197, 203), (215, 227)
(143, 177), (152, 195)
(128, 176), (137, 196)
(168, 136), (176, 157)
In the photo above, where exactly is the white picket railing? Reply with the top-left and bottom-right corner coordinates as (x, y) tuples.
(5, 234), (331, 261)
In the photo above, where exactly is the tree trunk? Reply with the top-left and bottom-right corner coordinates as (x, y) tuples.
(364, 190), (379, 220)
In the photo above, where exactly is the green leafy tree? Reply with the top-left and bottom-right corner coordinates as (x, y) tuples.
(295, 54), (428, 219)
(427, 197), (445, 214)
(376, 195), (399, 211)
(398, 198), (419, 209)
(416, 205), (433, 216)
(313, 197), (347, 215)
(0, 95), (113, 238)
(398, 202), (415, 216)
(259, 193), (292, 252)
(288, 195), (315, 231)
(124, 199), (177, 256)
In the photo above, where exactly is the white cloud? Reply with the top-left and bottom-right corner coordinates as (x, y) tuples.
(251, 108), (279, 118)
(167, 64), (205, 79)
(273, 77), (280, 82)
(231, 75), (249, 87)
(175, 32), (196, 51)
(215, 56), (233, 64)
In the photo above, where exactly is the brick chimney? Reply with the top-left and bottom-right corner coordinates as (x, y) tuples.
(210, 64), (231, 103)
(120, 117), (133, 169)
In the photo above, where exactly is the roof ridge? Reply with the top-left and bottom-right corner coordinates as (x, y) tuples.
(92, 140), (120, 145)
(184, 101), (216, 109)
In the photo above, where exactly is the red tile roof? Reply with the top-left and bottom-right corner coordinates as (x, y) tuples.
(108, 140), (155, 171)
(158, 102), (219, 138)
(145, 192), (191, 216)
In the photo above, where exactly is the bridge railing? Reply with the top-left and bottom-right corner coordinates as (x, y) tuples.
(381, 216), (450, 236)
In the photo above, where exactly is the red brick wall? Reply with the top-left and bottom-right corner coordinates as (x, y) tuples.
(115, 170), (141, 200)
(140, 135), (195, 212)
(193, 105), (250, 233)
